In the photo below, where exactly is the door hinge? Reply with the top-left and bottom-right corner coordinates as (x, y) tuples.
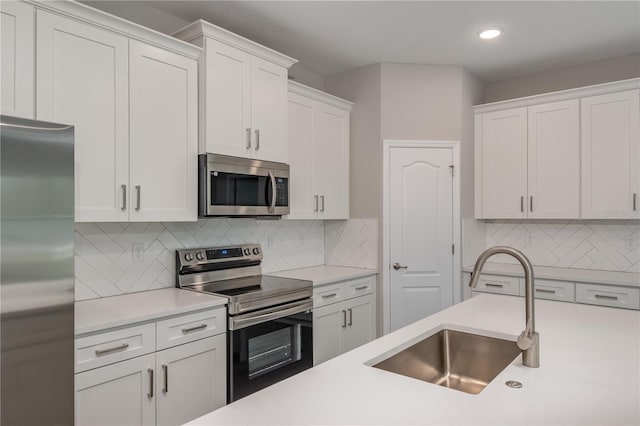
(449, 165), (454, 176)
(452, 244), (455, 255)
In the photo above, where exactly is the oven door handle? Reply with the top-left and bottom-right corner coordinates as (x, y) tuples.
(229, 299), (312, 331)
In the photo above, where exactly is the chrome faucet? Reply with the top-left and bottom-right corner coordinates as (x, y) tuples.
(468, 246), (540, 368)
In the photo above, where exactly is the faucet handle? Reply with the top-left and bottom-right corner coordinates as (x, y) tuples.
(517, 318), (533, 350)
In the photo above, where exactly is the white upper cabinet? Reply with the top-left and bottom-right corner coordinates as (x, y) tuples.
(129, 40), (198, 222)
(287, 81), (351, 220)
(34, 3), (200, 222)
(36, 9), (130, 222)
(174, 21), (297, 163)
(475, 78), (640, 220)
(527, 99), (580, 218)
(1, 0), (34, 118)
(581, 90), (640, 219)
(476, 107), (527, 219)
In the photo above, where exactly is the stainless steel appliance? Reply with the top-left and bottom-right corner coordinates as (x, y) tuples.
(0, 115), (75, 425)
(176, 244), (313, 402)
(198, 153), (290, 217)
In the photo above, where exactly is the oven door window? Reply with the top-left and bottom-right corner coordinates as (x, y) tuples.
(230, 312), (312, 402)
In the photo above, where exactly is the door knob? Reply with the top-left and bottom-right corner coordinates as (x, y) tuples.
(392, 263), (407, 270)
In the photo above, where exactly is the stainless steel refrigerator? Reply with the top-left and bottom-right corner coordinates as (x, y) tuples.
(1, 115), (75, 425)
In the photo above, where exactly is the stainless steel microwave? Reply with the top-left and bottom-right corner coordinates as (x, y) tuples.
(198, 153), (290, 217)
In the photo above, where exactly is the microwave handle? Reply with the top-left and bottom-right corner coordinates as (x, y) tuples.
(268, 171), (276, 211)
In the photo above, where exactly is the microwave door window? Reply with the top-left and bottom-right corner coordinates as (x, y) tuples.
(210, 172), (269, 207)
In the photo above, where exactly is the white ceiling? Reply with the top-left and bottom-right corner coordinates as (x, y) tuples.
(123, 1), (639, 82)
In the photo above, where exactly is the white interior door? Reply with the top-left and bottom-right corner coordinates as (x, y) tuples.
(388, 146), (454, 332)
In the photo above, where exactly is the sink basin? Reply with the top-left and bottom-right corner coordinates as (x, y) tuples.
(372, 329), (521, 394)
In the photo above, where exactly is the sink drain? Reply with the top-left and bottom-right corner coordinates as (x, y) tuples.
(505, 380), (523, 389)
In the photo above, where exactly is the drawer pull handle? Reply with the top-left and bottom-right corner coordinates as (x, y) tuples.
(485, 283), (504, 288)
(321, 293), (337, 299)
(594, 294), (618, 301)
(162, 364), (168, 393)
(535, 288), (556, 294)
(354, 285), (368, 291)
(181, 324), (207, 334)
(147, 368), (154, 398)
(95, 343), (129, 356)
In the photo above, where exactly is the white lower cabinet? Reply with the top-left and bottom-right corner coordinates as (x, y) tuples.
(312, 275), (376, 365)
(75, 308), (226, 426)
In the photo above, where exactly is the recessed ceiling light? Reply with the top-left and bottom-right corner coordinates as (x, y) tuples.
(479, 28), (502, 40)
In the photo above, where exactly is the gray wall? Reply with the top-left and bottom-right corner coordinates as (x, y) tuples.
(484, 53), (640, 103)
(79, 1), (190, 34)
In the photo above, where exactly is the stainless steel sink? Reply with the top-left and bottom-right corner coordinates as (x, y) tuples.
(372, 329), (521, 394)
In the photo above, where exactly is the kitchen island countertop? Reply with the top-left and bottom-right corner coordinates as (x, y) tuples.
(186, 293), (639, 425)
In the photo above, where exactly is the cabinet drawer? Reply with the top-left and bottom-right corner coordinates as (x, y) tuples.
(534, 280), (575, 302)
(473, 274), (522, 296)
(345, 276), (375, 299)
(156, 307), (226, 351)
(76, 323), (155, 373)
(313, 283), (345, 308)
(575, 284), (640, 310)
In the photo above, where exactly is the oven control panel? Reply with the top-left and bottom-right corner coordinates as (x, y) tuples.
(177, 244), (262, 267)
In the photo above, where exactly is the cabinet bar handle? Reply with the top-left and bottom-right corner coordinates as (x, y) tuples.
(314, 195), (319, 212)
(121, 184), (127, 211)
(246, 128), (251, 149)
(135, 185), (141, 211)
(634, 193), (637, 211)
(485, 283), (504, 288)
(355, 286), (368, 291)
(95, 342), (129, 356)
(520, 196), (524, 212)
(595, 294), (618, 301)
(255, 129), (260, 150)
(321, 293), (337, 299)
(341, 310), (347, 328)
(530, 196), (533, 212)
(147, 368), (154, 398)
(347, 308), (353, 326)
(320, 195), (325, 212)
(181, 323), (207, 334)
(535, 288), (556, 294)
(162, 364), (168, 393)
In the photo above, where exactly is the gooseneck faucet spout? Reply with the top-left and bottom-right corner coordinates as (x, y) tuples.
(469, 246), (540, 368)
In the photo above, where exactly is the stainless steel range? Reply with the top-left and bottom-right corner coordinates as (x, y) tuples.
(176, 244), (313, 402)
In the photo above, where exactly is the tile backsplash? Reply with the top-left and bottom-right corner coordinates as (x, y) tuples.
(485, 220), (639, 273)
(75, 218), (378, 301)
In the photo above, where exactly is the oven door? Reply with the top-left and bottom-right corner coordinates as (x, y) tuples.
(228, 300), (313, 402)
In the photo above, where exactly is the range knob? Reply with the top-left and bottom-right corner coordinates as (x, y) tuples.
(196, 252), (205, 260)
(184, 253), (194, 261)
(243, 248), (251, 256)
(252, 247), (260, 255)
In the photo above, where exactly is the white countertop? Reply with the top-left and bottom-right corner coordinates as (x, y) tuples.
(463, 263), (640, 288)
(186, 294), (640, 425)
(269, 265), (377, 286)
(75, 288), (227, 335)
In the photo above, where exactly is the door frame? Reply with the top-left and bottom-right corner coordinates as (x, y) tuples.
(381, 140), (461, 335)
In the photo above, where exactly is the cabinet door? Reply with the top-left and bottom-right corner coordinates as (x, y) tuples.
(342, 294), (376, 353)
(203, 38), (252, 157)
(155, 335), (227, 426)
(527, 100), (580, 218)
(314, 103), (350, 219)
(312, 302), (345, 365)
(129, 40), (198, 222)
(76, 354), (155, 426)
(250, 57), (288, 162)
(479, 108), (527, 218)
(287, 92), (317, 219)
(36, 10), (129, 222)
(581, 90), (640, 219)
(1, 1), (34, 118)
